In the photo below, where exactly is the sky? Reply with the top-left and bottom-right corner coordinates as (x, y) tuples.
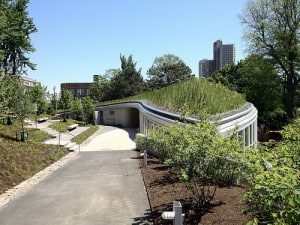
(26, 0), (249, 93)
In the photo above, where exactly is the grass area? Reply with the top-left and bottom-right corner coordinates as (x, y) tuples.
(0, 120), (68, 194)
(100, 78), (246, 116)
(49, 119), (79, 132)
(71, 125), (100, 144)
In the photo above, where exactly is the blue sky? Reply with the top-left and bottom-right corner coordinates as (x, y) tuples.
(27, 0), (248, 92)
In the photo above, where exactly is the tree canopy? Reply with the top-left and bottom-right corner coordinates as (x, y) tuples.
(105, 54), (145, 100)
(210, 55), (285, 129)
(0, 0), (37, 75)
(147, 54), (194, 89)
(240, 0), (300, 119)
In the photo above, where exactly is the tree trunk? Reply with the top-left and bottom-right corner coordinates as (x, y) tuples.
(284, 71), (296, 120)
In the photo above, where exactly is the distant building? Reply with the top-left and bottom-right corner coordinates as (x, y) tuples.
(199, 40), (235, 77)
(61, 82), (93, 98)
(22, 76), (37, 89)
(199, 59), (214, 78)
(213, 40), (235, 70)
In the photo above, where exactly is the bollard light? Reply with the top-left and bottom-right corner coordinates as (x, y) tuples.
(161, 201), (184, 225)
(162, 211), (175, 220)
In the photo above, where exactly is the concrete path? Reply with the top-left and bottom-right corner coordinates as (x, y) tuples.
(0, 125), (152, 225)
(80, 126), (137, 151)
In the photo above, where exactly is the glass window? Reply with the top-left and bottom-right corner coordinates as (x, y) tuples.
(77, 89), (83, 96)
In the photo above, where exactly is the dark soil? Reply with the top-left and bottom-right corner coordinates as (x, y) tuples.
(139, 154), (253, 225)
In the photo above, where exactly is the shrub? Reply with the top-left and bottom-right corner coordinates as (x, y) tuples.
(241, 119), (300, 224)
(147, 119), (243, 207)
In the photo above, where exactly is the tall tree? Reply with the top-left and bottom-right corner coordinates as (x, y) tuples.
(147, 54), (194, 89)
(107, 54), (145, 100)
(0, 0), (37, 75)
(238, 55), (285, 128)
(240, 0), (300, 119)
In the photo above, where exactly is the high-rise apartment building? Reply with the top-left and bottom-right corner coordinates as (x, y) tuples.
(213, 40), (235, 70)
(199, 40), (235, 77)
(199, 59), (214, 78)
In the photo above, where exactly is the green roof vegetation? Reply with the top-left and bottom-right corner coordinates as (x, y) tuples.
(101, 78), (246, 116)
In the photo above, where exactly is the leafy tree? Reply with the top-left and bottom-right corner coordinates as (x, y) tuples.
(7, 76), (33, 134)
(240, 0), (300, 119)
(0, 0), (37, 75)
(89, 82), (103, 103)
(28, 83), (47, 114)
(106, 54), (145, 100)
(238, 55), (286, 128)
(147, 54), (194, 89)
(0, 75), (23, 114)
(89, 72), (114, 102)
(71, 98), (83, 120)
(209, 63), (239, 91)
(81, 96), (95, 124)
(59, 88), (73, 121)
(210, 55), (286, 129)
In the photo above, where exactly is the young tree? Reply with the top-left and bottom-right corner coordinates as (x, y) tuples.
(71, 98), (83, 120)
(59, 88), (73, 122)
(81, 96), (95, 124)
(8, 76), (34, 137)
(49, 86), (58, 114)
(0, 0), (37, 75)
(240, 0), (300, 119)
(29, 83), (47, 114)
(147, 54), (194, 89)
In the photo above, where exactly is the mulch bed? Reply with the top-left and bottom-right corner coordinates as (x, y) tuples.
(139, 154), (253, 225)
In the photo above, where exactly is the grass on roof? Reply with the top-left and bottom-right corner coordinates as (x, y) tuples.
(101, 78), (246, 116)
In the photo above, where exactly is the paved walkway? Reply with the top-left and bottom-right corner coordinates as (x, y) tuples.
(0, 124), (152, 225)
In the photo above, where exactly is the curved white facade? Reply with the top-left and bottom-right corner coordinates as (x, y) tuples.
(95, 101), (258, 148)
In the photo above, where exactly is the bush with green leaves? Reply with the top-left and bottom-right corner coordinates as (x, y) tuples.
(241, 119), (300, 224)
(146, 119), (243, 207)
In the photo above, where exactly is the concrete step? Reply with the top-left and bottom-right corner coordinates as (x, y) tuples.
(64, 141), (79, 152)
(69, 144), (79, 152)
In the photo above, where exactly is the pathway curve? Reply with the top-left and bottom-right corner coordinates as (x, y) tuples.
(0, 124), (152, 225)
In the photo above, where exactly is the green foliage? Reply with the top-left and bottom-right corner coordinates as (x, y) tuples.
(6, 76), (34, 131)
(146, 120), (243, 207)
(50, 119), (78, 132)
(240, 0), (300, 119)
(59, 88), (73, 121)
(71, 98), (83, 120)
(210, 55), (286, 129)
(0, 0), (37, 75)
(81, 96), (95, 124)
(241, 118), (300, 224)
(29, 83), (48, 114)
(71, 125), (99, 144)
(104, 54), (145, 100)
(147, 54), (194, 89)
(48, 86), (59, 114)
(103, 78), (246, 116)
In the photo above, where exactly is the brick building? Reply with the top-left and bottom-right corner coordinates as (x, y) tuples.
(60, 82), (93, 98)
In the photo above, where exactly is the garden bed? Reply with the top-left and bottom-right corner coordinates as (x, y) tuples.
(139, 154), (253, 224)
